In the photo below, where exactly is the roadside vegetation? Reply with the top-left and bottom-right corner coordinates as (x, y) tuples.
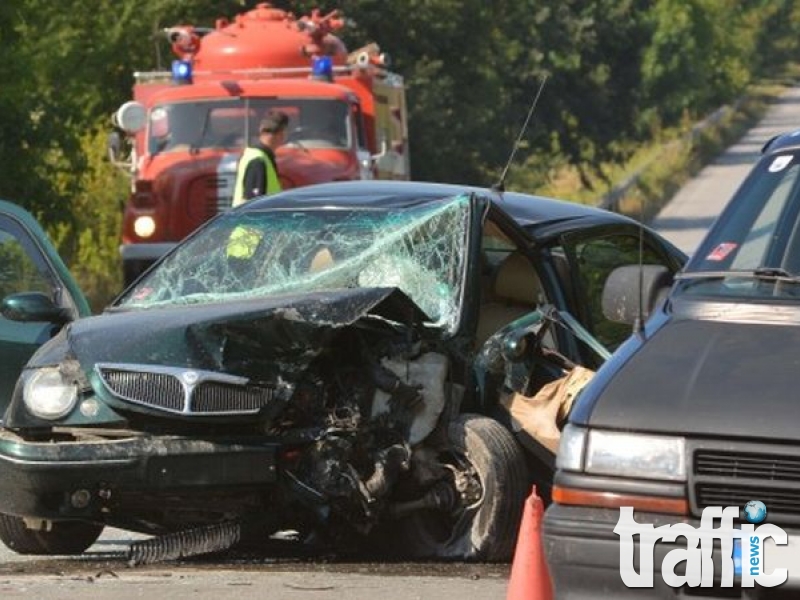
(0, 1), (799, 309)
(532, 69), (800, 221)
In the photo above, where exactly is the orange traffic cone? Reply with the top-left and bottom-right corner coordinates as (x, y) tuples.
(507, 486), (554, 600)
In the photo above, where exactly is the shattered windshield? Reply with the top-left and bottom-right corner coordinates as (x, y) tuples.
(117, 195), (472, 333)
(148, 98), (351, 153)
(680, 150), (800, 300)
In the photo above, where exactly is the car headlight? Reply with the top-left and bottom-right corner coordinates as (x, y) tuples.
(556, 423), (587, 471)
(134, 216), (156, 238)
(585, 430), (686, 481)
(23, 367), (78, 420)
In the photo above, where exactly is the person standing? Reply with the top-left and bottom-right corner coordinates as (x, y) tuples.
(232, 111), (289, 206)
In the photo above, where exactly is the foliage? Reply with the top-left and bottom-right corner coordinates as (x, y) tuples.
(48, 125), (127, 312)
(0, 1), (798, 307)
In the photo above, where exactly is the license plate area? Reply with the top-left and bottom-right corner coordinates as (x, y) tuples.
(145, 449), (276, 487)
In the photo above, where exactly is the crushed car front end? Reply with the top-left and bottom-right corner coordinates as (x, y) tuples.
(0, 192), (531, 559)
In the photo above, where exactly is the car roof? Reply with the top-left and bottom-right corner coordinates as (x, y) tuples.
(242, 180), (636, 237)
(761, 129), (800, 154)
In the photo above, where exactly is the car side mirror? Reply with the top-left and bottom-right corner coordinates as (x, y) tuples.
(1, 292), (71, 325)
(601, 265), (673, 325)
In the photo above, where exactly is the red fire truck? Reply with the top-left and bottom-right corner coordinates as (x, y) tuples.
(109, 3), (409, 284)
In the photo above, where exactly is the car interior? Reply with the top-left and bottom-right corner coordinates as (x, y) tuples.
(476, 251), (543, 345)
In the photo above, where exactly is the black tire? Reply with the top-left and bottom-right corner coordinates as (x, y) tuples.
(395, 413), (530, 561)
(0, 513), (104, 555)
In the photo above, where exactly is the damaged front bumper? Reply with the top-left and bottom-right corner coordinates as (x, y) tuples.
(0, 428), (278, 522)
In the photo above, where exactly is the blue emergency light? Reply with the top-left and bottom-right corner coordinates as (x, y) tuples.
(311, 56), (333, 82)
(171, 59), (193, 84)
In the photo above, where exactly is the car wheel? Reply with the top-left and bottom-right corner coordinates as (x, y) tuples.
(0, 513), (104, 555)
(394, 413), (529, 561)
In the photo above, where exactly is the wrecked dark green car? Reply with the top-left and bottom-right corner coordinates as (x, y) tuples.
(0, 181), (685, 561)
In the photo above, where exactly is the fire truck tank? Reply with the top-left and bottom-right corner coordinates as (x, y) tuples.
(192, 3), (348, 73)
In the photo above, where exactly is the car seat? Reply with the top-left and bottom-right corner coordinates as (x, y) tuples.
(476, 252), (542, 345)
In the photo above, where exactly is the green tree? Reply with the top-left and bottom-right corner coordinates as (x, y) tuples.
(640, 0), (752, 126)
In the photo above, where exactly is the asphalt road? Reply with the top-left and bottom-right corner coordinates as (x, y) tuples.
(0, 529), (510, 599)
(3, 86), (800, 599)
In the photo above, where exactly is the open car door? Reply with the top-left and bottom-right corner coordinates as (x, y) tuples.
(0, 200), (89, 420)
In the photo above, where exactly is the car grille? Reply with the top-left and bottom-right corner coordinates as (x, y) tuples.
(696, 484), (800, 517)
(96, 363), (280, 416)
(193, 381), (275, 413)
(695, 450), (800, 482)
(691, 447), (800, 524)
(186, 175), (234, 222)
(100, 369), (184, 412)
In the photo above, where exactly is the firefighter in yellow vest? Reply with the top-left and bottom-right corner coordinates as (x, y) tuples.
(232, 111), (288, 206)
(228, 111), (288, 259)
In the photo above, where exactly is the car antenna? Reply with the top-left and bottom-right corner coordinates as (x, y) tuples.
(492, 75), (548, 193)
(633, 200), (646, 336)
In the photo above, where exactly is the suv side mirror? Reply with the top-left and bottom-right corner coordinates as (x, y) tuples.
(601, 265), (673, 325)
(1, 292), (71, 325)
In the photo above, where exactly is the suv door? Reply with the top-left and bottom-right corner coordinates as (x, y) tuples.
(0, 200), (89, 419)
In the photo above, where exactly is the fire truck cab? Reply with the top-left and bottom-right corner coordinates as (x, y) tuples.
(110, 3), (409, 285)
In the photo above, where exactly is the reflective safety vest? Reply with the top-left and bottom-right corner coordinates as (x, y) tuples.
(232, 147), (281, 207)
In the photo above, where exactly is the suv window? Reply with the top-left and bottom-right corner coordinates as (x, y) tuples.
(681, 151), (800, 300)
(694, 157), (800, 273)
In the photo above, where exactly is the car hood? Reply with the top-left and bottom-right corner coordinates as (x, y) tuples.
(64, 287), (428, 381)
(588, 317), (800, 440)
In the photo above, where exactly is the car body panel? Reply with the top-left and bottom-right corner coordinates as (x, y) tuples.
(0, 200), (90, 419)
(585, 314), (800, 438)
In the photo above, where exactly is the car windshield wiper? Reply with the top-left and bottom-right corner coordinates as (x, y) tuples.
(675, 267), (800, 284)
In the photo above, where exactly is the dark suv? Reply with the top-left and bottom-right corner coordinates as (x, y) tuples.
(544, 131), (800, 597)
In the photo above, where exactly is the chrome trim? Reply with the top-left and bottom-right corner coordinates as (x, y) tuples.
(95, 363), (272, 416)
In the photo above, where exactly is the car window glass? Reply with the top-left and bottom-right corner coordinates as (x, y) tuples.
(481, 220), (517, 269)
(149, 98), (352, 153)
(572, 235), (664, 350)
(681, 154), (800, 299)
(689, 154), (800, 277)
(730, 165), (798, 269)
(119, 197), (471, 334)
(0, 229), (53, 308)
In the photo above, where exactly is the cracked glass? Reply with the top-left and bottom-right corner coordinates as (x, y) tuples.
(117, 195), (472, 333)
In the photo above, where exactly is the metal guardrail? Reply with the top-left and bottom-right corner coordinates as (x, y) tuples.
(598, 100), (742, 212)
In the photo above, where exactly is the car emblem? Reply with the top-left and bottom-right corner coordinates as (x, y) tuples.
(182, 370), (199, 385)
